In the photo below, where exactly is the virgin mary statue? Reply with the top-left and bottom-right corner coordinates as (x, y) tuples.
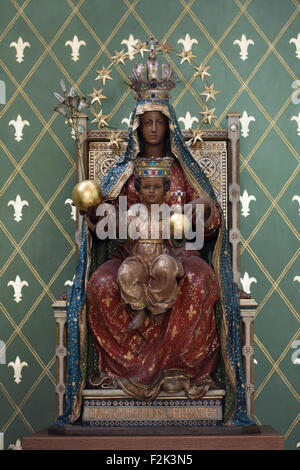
(57, 44), (253, 427)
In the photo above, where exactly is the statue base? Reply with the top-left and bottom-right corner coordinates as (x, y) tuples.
(23, 425), (285, 450)
(81, 388), (225, 427)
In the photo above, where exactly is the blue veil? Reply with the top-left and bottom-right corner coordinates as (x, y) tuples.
(57, 99), (254, 427)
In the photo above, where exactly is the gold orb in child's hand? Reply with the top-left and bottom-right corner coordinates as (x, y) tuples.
(169, 213), (190, 236)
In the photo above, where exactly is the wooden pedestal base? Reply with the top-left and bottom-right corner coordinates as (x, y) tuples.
(22, 425), (284, 450)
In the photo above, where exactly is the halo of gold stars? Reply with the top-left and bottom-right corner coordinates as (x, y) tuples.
(111, 49), (127, 65)
(87, 36), (220, 130)
(189, 126), (204, 145)
(193, 63), (211, 81)
(133, 40), (148, 58)
(95, 66), (113, 85)
(108, 130), (123, 150)
(157, 40), (174, 55)
(199, 106), (216, 125)
(200, 84), (220, 102)
(88, 88), (107, 105)
(177, 48), (196, 64)
(90, 108), (110, 127)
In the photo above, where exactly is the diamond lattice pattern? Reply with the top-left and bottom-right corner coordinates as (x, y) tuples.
(0, 0), (299, 450)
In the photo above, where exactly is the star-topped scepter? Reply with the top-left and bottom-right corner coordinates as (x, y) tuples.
(53, 80), (103, 212)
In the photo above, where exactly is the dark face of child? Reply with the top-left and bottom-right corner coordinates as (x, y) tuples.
(140, 177), (165, 205)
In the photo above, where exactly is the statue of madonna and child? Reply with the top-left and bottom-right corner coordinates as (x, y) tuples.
(56, 44), (254, 428)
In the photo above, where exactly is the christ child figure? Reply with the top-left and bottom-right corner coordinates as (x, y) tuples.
(117, 157), (184, 330)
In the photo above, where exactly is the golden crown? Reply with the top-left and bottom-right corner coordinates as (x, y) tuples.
(129, 39), (176, 101)
(134, 156), (173, 177)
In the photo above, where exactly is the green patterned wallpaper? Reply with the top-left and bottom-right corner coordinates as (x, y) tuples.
(0, 0), (299, 450)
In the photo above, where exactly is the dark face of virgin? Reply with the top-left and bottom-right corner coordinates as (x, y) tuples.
(140, 111), (168, 146)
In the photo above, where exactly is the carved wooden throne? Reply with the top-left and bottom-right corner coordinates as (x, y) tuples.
(52, 113), (257, 424)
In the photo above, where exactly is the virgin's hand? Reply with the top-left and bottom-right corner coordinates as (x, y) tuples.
(190, 197), (211, 221)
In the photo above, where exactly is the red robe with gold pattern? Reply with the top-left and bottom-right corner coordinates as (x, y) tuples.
(87, 159), (221, 399)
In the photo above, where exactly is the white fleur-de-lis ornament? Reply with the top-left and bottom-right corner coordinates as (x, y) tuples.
(121, 34), (138, 60)
(65, 198), (76, 221)
(177, 33), (198, 51)
(289, 33), (300, 59)
(240, 190), (256, 217)
(121, 118), (130, 128)
(292, 195), (300, 214)
(8, 439), (22, 450)
(291, 340), (300, 364)
(240, 272), (257, 294)
(233, 34), (254, 61)
(239, 110), (255, 137)
(291, 112), (300, 135)
(0, 340), (6, 364)
(7, 275), (28, 303)
(8, 356), (28, 384)
(178, 112), (199, 130)
(8, 195), (29, 222)
(9, 114), (30, 142)
(121, 114), (133, 128)
(293, 276), (300, 291)
(10, 37), (30, 63)
(0, 80), (6, 104)
(65, 275), (75, 287)
(65, 35), (86, 61)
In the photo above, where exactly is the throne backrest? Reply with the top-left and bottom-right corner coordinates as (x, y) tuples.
(79, 113), (241, 286)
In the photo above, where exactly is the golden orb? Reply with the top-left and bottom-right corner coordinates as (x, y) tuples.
(71, 180), (103, 211)
(169, 213), (191, 236)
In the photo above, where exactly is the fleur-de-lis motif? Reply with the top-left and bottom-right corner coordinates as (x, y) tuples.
(122, 117), (130, 128)
(240, 272), (257, 294)
(121, 34), (138, 60)
(293, 275), (300, 291)
(177, 33), (198, 51)
(7, 275), (28, 303)
(124, 351), (134, 361)
(121, 114), (133, 128)
(65, 35), (86, 61)
(186, 304), (197, 320)
(0, 80), (6, 104)
(65, 198), (76, 220)
(292, 195), (300, 214)
(0, 340), (6, 364)
(291, 340), (300, 364)
(8, 195), (29, 222)
(178, 112), (199, 129)
(233, 34), (254, 61)
(8, 356), (28, 384)
(9, 114), (30, 142)
(10, 37), (30, 63)
(291, 112), (300, 135)
(289, 33), (300, 59)
(239, 110), (255, 138)
(65, 275), (75, 287)
(103, 296), (112, 307)
(240, 189), (256, 217)
(8, 439), (22, 450)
